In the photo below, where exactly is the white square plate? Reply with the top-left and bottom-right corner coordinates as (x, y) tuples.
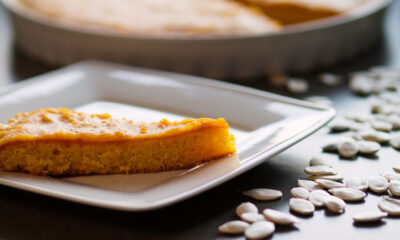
(0, 61), (335, 211)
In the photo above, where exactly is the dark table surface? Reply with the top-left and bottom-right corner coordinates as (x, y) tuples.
(1, 2), (400, 240)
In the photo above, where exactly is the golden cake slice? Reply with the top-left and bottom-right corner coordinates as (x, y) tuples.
(19, 0), (280, 36)
(235, 0), (370, 25)
(0, 109), (236, 176)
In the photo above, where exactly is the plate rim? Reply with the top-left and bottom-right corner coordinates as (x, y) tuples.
(0, 60), (336, 211)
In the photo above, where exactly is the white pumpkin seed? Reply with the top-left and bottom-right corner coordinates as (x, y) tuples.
(329, 121), (351, 132)
(380, 171), (400, 181)
(338, 139), (358, 158)
(286, 78), (309, 94)
(357, 141), (381, 155)
(352, 211), (388, 223)
(289, 198), (315, 215)
(389, 180), (400, 197)
(316, 179), (346, 189)
(345, 113), (373, 123)
(304, 165), (337, 176)
(349, 74), (375, 95)
(390, 135), (400, 149)
(240, 213), (266, 223)
(386, 115), (400, 130)
(243, 188), (283, 201)
(329, 188), (366, 201)
(298, 179), (324, 191)
(361, 131), (391, 144)
(307, 175), (344, 182)
(290, 187), (310, 199)
(324, 196), (346, 214)
(345, 177), (369, 191)
(236, 202), (258, 217)
(309, 190), (330, 207)
(245, 221), (275, 240)
(322, 142), (338, 152)
(263, 209), (299, 225)
(319, 73), (343, 86)
(219, 220), (250, 234)
(370, 120), (392, 132)
(304, 96), (332, 106)
(368, 176), (389, 193)
(378, 196), (400, 216)
(309, 155), (331, 167)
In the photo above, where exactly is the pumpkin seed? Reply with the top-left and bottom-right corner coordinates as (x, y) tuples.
(329, 188), (366, 201)
(236, 202), (258, 217)
(298, 179), (324, 191)
(290, 187), (309, 199)
(307, 175), (344, 182)
(319, 73), (343, 86)
(393, 166), (400, 173)
(243, 188), (283, 201)
(390, 135), (400, 149)
(370, 120), (392, 132)
(329, 121), (351, 132)
(286, 78), (309, 94)
(389, 180), (400, 197)
(309, 190), (330, 207)
(361, 131), (391, 144)
(324, 196), (346, 214)
(322, 142), (338, 152)
(345, 177), (369, 191)
(304, 166), (337, 176)
(380, 171), (400, 181)
(338, 139), (358, 158)
(357, 141), (381, 155)
(263, 209), (299, 225)
(309, 155), (331, 167)
(240, 213), (266, 223)
(316, 179), (346, 189)
(352, 211), (388, 223)
(368, 176), (389, 193)
(289, 198), (315, 215)
(219, 220), (250, 234)
(304, 96), (332, 106)
(378, 196), (400, 216)
(244, 221), (275, 240)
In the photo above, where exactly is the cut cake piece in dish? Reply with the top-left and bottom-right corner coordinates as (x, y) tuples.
(0, 109), (236, 176)
(235, 0), (371, 25)
(18, 0), (281, 36)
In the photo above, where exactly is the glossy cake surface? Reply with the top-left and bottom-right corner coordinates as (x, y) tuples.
(0, 109), (236, 175)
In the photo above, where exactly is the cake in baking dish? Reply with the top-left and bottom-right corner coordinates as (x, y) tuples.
(0, 109), (236, 176)
(19, 0), (281, 36)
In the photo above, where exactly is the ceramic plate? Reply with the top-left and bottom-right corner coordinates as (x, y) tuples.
(0, 61), (335, 211)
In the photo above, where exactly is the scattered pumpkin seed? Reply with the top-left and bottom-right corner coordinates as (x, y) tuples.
(380, 171), (400, 181)
(389, 180), (400, 197)
(352, 211), (388, 223)
(286, 78), (309, 94)
(263, 209), (299, 225)
(309, 155), (331, 167)
(218, 220), (250, 234)
(309, 190), (330, 207)
(329, 188), (366, 201)
(368, 176), (389, 193)
(290, 187), (310, 199)
(298, 179), (324, 191)
(345, 177), (369, 191)
(390, 135), (400, 150)
(378, 196), (400, 216)
(236, 202), (258, 217)
(244, 221), (275, 240)
(240, 213), (266, 223)
(243, 188), (283, 201)
(370, 120), (392, 132)
(289, 198), (315, 215)
(307, 175), (344, 182)
(304, 165), (337, 176)
(324, 196), (346, 214)
(316, 179), (346, 189)
(357, 141), (381, 155)
(338, 139), (358, 158)
(361, 131), (391, 144)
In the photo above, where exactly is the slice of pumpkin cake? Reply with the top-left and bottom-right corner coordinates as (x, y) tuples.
(0, 109), (235, 176)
